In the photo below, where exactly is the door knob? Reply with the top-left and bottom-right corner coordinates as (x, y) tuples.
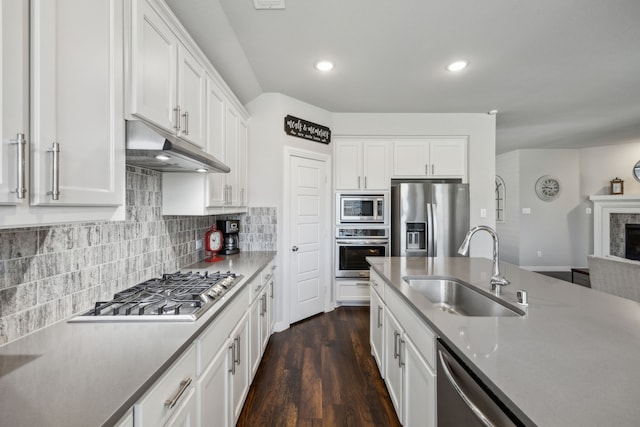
(291, 246), (299, 252)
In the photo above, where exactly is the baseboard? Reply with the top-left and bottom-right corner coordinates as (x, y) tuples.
(273, 321), (289, 333)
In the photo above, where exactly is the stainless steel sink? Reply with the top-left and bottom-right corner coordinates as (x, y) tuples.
(403, 276), (524, 317)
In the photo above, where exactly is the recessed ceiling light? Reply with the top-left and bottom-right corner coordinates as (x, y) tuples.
(155, 154), (170, 161)
(488, 109), (498, 115)
(315, 60), (335, 72)
(446, 60), (469, 72)
(195, 168), (208, 173)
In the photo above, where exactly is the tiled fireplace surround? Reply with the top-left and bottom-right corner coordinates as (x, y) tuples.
(0, 166), (277, 345)
(610, 213), (640, 257)
(591, 195), (640, 257)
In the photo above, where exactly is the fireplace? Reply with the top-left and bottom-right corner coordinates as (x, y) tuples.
(625, 224), (640, 260)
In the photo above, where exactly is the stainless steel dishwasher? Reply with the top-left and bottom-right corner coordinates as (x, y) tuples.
(437, 340), (523, 426)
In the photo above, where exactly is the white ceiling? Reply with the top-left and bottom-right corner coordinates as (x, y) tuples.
(166, 0), (640, 154)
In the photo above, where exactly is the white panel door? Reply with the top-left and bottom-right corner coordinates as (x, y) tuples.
(30, 0), (124, 205)
(0, 0), (28, 205)
(129, 0), (177, 131)
(289, 155), (327, 323)
(177, 44), (206, 148)
(205, 77), (226, 207)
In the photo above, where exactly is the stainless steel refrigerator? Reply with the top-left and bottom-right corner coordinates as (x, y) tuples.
(391, 180), (469, 257)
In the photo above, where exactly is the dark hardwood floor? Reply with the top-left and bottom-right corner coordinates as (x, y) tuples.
(237, 306), (401, 427)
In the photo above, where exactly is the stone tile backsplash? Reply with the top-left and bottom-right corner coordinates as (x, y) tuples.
(0, 166), (276, 345)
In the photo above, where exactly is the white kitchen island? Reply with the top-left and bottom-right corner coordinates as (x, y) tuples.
(368, 256), (640, 427)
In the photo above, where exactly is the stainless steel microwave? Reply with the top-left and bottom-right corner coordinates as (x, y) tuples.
(336, 193), (386, 223)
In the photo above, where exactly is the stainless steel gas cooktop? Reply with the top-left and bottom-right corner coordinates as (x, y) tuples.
(70, 271), (243, 323)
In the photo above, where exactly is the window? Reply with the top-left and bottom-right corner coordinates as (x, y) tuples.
(496, 176), (506, 223)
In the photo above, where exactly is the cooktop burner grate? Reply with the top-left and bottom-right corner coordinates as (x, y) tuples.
(70, 271), (243, 322)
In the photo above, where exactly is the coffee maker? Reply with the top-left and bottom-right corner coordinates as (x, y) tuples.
(216, 219), (240, 255)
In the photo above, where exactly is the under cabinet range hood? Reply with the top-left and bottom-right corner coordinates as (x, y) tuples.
(125, 120), (230, 173)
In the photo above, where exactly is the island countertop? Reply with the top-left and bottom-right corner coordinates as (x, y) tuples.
(0, 251), (276, 427)
(367, 256), (640, 427)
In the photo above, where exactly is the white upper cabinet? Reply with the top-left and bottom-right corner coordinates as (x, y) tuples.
(129, 0), (207, 149)
(30, 0), (125, 206)
(429, 138), (467, 177)
(1, 0), (29, 205)
(205, 76), (227, 207)
(222, 103), (248, 207)
(392, 138), (467, 179)
(129, 0), (177, 131)
(176, 44), (206, 148)
(335, 139), (389, 191)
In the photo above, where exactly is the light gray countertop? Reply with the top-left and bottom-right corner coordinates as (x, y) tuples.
(0, 251), (276, 427)
(368, 256), (640, 427)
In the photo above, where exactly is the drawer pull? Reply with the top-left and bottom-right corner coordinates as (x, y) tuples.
(164, 378), (192, 409)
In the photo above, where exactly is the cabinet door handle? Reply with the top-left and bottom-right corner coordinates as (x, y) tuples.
(393, 330), (400, 359)
(364, 176), (367, 189)
(377, 306), (383, 328)
(432, 164), (435, 175)
(240, 188), (245, 205)
(46, 142), (60, 200)
(229, 343), (236, 374)
(234, 336), (241, 366)
(182, 111), (189, 135)
(261, 294), (267, 315)
(173, 106), (181, 131)
(357, 176), (361, 189)
(399, 338), (405, 367)
(270, 282), (274, 299)
(164, 378), (192, 409)
(10, 133), (27, 199)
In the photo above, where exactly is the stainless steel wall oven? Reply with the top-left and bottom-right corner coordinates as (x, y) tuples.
(335, 227), (389, 278)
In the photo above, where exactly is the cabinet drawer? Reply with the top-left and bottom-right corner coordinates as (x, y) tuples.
(249, 277), (266, 303)
(134, 344), (196, 427)
(198, 285), (249, 373)
(385, 287), (436, 369)
(336, 279), (371, 303)
(261, 261), (276, 285)
(369, 269), (385, 300)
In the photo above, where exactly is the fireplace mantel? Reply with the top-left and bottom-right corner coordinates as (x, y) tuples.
(590, 195), (640, 256)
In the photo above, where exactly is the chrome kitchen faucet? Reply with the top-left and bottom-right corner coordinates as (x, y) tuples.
(458, 225), (510, 294)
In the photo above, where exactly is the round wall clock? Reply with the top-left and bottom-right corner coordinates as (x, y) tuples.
(535, 175), (561, 201)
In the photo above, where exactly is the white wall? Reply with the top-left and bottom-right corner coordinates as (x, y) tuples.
(496, 151), (520, 265)
(246, 93), (333, 330)
(518, 149), (581, 269)
(497, 141), (640, 270)
(332, 113), (497, 259)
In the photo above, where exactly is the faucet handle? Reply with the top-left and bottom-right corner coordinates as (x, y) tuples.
(490, 275), (510, 290)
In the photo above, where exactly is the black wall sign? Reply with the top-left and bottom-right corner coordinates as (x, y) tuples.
(284, 115), (331, 144)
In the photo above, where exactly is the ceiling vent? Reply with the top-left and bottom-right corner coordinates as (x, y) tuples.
(253, 0), (285, 9)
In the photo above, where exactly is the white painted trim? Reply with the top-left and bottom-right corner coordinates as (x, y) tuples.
(282, 147), (333, 327)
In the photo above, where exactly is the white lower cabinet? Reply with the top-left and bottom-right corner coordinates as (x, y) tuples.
(371, 268), (437, 427)
(197, 343), (230, 427)
(229, 312), (250, 424)
(134, 345), (197, 427)
(114, 409), (134, 427)
(132, 260), (277, 427)
(403, 334), (436, 427)
(336, 279), (371, 305)
(165, 386), (197, 427)
(384, 309), (404, 418)
(369, 286), (385, 376)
